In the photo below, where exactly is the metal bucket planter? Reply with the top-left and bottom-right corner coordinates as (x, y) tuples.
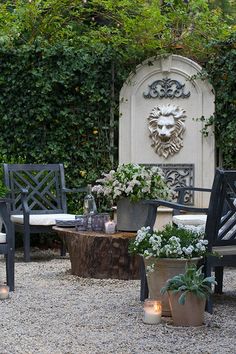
(144, 257), (201, 317)
(116, 198), (149, 232)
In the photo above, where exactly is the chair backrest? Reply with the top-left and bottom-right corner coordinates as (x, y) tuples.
(3, 164), (67, 215)
(206, 168), (236, 248)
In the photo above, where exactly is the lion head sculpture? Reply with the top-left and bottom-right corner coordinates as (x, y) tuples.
(148, 104), (186, 159)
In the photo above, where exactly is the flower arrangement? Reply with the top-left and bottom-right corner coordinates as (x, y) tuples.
(92, 163), (171, 202)
(129, 224), (208, 261)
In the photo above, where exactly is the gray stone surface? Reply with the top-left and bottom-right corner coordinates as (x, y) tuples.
(0, 249), (235, 354)
(119, 55), (215, 208)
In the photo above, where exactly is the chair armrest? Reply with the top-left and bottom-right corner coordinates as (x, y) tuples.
(0, 198), (12, 203)
(175, 187), (212, 192)
(175, 187), (212, 205)
(62, 187), (88, 193)
(143, 199), (208, 213)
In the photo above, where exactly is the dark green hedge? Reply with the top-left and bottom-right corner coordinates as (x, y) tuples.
(205, 34), (236, 168)
(0, 42), (129, 211)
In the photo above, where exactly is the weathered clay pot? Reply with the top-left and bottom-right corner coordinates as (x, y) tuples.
(168, 291), (206, 326)
(144, 257), (201, 316)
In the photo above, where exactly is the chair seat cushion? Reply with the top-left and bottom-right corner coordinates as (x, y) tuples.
(11, 213), (76, 226)
(213, 245), (236, 256)
(0, 232), (6, 243)
(173, 214), (207, 226)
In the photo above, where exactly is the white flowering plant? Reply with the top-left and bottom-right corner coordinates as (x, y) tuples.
(92, 163), (171, 202)
(129, 224), (208, 260)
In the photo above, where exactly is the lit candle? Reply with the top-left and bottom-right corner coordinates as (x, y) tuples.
(104, 220), (116, 234)
(0, 285), (9, 300)
(143, 299), (162, 324)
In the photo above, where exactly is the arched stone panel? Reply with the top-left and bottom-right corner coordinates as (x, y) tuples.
(119, 55), (215, 207)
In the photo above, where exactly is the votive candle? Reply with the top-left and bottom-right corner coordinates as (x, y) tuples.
(104, 220), (116, 234)
(143, 299), (162, 324)
(0, 285), (9, 300)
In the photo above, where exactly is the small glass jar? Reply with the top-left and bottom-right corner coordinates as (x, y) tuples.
(75, 215), (88, 231)
(91, 213), (110, 231)
(104, 219), (116, 234)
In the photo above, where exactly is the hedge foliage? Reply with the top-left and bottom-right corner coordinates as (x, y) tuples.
(0, 43), (120, 183)
(204, 33), (236, 168)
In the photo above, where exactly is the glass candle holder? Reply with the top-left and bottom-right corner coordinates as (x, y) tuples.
(143, 299), (162, 324)
(104, 220), (116, 234)
(91, 213), (110, 231)
(0, 285), (9, 300)
(75, 215), (88, 231)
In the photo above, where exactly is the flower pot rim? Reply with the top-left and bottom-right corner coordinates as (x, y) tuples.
(167, 289), (206, 297)
(143, 256), (203, 262)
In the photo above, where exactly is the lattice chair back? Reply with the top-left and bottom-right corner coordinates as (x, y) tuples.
(3, 164), (67, 215)
(206, 169), (236, 249)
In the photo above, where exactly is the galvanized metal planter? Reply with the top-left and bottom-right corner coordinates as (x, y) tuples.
(116, 198), (149, 232)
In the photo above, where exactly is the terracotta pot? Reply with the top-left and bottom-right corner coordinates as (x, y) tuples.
(168, 291), (206, 327)
(144, 257), (201, 316)
(117, 198), (149, 231)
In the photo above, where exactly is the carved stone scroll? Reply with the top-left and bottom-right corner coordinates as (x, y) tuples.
(143, 77), (191, 99)
(146, 164), (194, 204)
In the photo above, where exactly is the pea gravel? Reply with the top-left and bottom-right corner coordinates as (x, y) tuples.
(0, 249), (235, 354)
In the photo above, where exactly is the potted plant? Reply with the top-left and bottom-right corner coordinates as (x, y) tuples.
(129, 223), (208, 316)
(161, 265), (216, 326)
(92, 163), (171, 231)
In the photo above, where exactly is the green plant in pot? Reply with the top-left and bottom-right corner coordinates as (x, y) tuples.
(129, 223), (208, 316)
(161, 265), (217, 327)
(92, 163), (171, 231)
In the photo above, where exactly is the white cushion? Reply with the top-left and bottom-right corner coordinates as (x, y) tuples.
(10, 214), (76, 226)
(0, 232), (6, 243)
(213, 245), (236, 256)
(173, 214), (207, 226)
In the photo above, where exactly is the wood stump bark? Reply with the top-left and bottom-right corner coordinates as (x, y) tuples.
(53, 227), (141, 280)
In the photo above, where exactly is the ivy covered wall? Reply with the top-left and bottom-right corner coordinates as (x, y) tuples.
(0, 43), (122, 186)
(204, 33), (236, 168)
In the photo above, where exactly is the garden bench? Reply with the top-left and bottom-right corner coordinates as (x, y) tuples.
(141, 168), (236, 313)
(3, 163), (87, 262)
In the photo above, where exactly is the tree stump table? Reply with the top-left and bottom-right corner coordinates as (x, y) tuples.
(53, 227), (141, 280)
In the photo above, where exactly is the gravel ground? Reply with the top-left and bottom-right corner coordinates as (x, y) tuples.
(0, 249), (236, 354)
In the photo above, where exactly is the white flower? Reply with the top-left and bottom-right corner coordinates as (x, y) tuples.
(183, 245), (194, 255)
(92, 163), (170, 201)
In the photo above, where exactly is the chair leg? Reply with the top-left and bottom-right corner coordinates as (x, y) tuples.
(214, 266), (224, 294)
(23, 224), (31, 262)
(204, 259), (213, 314)
(60, 236), (66, 257)
(205, 297), (213, 314)
(6, 250), (15, 291)
(140, 258), (148, 301)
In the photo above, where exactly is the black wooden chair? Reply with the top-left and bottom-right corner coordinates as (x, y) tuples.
(140, 168), (236, 313)
(3, 164), (87, 262)
(0, 198), (15, 291)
